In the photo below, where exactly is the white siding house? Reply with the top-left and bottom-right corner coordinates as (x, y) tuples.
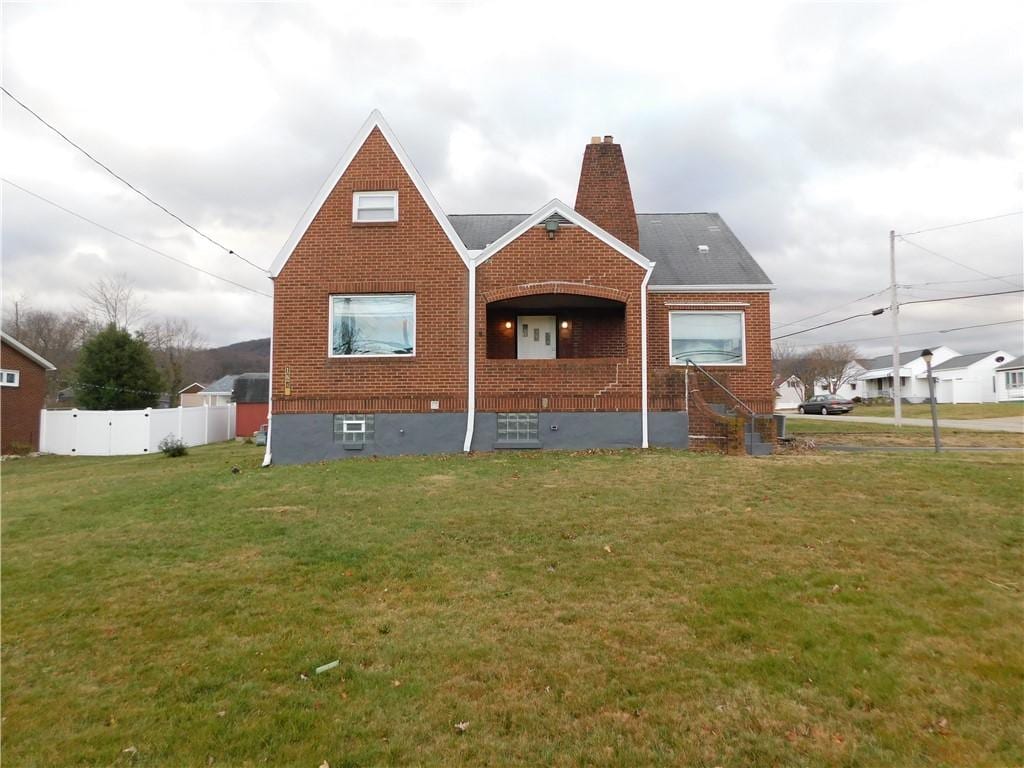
(774, 375), (805, 410)
(929, 351), (1011, 404)
(995, 356), (1024, 402)
(853, 347), (959, 402)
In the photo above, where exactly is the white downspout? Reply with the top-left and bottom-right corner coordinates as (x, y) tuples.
(462, 259), (477, 452)
(261, 285), (275, 467)
(640, 264), (654, 448)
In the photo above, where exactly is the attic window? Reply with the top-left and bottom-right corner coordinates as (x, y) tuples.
(353, 191), (398, 223)
(0, 369), (19, 387)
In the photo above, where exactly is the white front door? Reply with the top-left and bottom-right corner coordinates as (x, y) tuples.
(517, 315), (557, 359)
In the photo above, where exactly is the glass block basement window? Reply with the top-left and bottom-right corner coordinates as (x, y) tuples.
(497, 413), (539, 442)
(333, 414), (375, 445)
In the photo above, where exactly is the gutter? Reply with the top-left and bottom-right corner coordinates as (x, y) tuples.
(640, 264), (654, 448)
(462, 259), (477, 452)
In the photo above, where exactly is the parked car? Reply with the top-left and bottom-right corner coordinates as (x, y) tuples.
(798, 394), (855, 415)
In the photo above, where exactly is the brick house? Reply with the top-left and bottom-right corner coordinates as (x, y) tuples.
(1, 332), (56, 454)
(266, 111), (773, 464)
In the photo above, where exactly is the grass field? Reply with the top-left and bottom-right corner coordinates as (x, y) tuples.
(3, 444), (1022, 767)
(834, 402), (1024, 420)
(784, 418), (1024, 448)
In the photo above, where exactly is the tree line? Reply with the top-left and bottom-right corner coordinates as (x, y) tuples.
(5, 274), (204, 409)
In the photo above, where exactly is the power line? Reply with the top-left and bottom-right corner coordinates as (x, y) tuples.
(777, 318), (1023, 349)
(897, 210), (1022, 237)
(900, 289), (1022, 307)
(772, 307), (887, 341)
(1, 85), (268, 274)
(771, 287), (889, 331)
(3, 178), (272, 299)
(897, 235), (1022, 288)
(903, 273), (1024, 288)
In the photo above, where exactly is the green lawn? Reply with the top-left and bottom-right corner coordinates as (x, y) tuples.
(845, 402), (1024, 420)
(3, 444), (1022, 767)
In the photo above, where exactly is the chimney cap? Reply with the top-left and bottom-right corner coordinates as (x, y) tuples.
(602, 135), (614, 143)
(590, 136), (601, 144)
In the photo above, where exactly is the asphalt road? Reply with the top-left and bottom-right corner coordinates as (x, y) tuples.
(783, 413), (1024, 434)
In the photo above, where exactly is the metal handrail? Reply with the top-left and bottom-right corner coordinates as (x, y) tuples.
(684, 359), (758, 417)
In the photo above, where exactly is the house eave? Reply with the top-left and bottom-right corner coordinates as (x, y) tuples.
(647, 284), (775, 293)
(0, 331), (57, 371)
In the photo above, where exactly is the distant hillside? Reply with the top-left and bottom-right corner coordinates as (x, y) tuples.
(187, 338), (270, 384)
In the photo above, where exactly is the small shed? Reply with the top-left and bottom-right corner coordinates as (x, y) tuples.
(1, 332), (56, 453)
(232, 372), (269, 438)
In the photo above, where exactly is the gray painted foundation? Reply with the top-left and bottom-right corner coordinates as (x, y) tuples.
(272, 410), (688, 465)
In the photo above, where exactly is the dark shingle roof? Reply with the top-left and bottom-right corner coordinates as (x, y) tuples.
(931, 352), (999, 372)
(996, 355), (1024, 371)
(446, 212), (771, 287)
(858, 349), (928, 371)
(232, 372), (269, 403)
(204, 374), (237, 394)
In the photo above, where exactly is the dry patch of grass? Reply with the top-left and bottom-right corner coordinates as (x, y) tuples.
(785, 418), (1024, 448)
(850, 402), (1024, 420)
(2, 444), (1022, 767)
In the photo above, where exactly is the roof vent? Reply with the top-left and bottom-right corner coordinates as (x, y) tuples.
(603, 135), (614, 143)
(698, 244), (710, 254)
(707, 225), (721, 232)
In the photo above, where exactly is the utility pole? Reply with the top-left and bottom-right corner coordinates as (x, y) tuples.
(890, 229), (902, 426)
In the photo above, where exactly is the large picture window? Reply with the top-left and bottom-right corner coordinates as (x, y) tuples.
(669, 311), (745, 366)
(330, 294), (415, 357)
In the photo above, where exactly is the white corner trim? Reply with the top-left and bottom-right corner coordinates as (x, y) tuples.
(0, 331), (56, 370)
(463, 262), (477, 452)
(640, 265), (654, 449)
(648, 284), (774, 293)
(269, 109), (470, 276)
(473, 199), (653, 270)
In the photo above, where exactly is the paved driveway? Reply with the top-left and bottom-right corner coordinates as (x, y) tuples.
(783, 413), (1024, 434)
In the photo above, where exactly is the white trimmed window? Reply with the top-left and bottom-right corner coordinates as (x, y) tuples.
(669, 311), (745, 366)
(1, 369), (20, 387)
(330, 294), (415, 357)
(352, 191), (398, 222)
(1007, 371), (1024, 389)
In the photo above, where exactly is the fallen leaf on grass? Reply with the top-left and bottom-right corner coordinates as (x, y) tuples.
(830, 584), (841, 594)
(603, 545), (613, 554)
(320, 761), (331, 768)
(454, 721), (469, 734)
(392, 679), (402, 687)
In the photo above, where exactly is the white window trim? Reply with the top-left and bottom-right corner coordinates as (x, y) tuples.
(1, 369), (20, 387)
(352, 191), (398, 223)
(668, 310), (746, 367)
(328, 293), (416, 359)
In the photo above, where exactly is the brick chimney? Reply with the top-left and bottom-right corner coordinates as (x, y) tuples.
(574, 135), (639, 250)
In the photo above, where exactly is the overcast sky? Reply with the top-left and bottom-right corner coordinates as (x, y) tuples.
(2, 1), (1022, 358)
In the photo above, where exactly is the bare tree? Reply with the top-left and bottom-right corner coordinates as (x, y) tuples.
(2, 302), (92, 400)
(81, 273), (148, 330)
(810, 343), (861, 395)
(144, 318), (205, 405)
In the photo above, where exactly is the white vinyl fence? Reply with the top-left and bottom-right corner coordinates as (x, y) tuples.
(40, 404), (236, 456)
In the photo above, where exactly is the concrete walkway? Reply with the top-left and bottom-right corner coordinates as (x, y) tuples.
(783, 413), (1024, 434)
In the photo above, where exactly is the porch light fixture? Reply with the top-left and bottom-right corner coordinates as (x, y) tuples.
(545, 219), (559, 239)
(504, 321), (513, 329)
(560, 320), (569, 329)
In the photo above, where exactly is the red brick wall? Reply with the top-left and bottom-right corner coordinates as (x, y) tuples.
(646, 292), (774, 413)
(574, 140), (640, 250)
(1, 341), (49, 453)
(476, 227), (647, 411)
(273, 127), (468, 415)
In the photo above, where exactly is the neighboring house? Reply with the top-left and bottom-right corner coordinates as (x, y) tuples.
(266, 111), (774, 464)
(774, 374), (805, 410)
(178, 382), (206, 407)
(995, 355), (1024, 402)
(929, 351), (1011, 404)
(232, 372), (269, 438)
(812, 360), (866, 400)
(853, 347), (958, 402)
(1, 332), (56, 453)
(196, 375), (237, 407)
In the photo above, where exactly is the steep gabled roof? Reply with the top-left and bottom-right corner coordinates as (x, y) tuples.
(270, 110), (469, 277)
(448, 211), (770, 286)
(472, 200), (653, 270)
(0, 331), (56, 371)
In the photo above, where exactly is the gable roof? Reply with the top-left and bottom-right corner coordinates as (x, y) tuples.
(859, 349), (929, 371)
(1, 331), (56, 371)
(203, 374), (238, 395)
(448, 211), (769, 286)
(996, 355), (1024, 371)
(270, 110), (469, 277)
(177, 381), (205, 394)
(931, 351), (1004, 371)
(472, 199), (653, 270)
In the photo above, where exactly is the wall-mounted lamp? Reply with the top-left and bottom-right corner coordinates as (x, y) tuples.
(560, 320), (569, 329)
(504, 321), (513, 329)
(545, 219), (560, 239)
